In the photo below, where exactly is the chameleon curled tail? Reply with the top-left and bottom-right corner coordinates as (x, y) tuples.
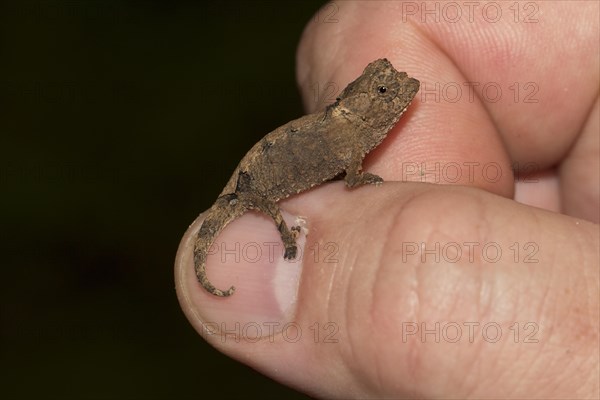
(194, 191), (301, 297)
(193, 195), (246, 297)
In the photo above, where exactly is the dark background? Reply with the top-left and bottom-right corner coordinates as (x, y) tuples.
(1, 1), (325, 398)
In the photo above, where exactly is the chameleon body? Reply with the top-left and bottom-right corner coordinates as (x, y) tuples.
(194, 58), (420, 296)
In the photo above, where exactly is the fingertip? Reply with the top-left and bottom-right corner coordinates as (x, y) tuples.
(175, 210), (305, 339)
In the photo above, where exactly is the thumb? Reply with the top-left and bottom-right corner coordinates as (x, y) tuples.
(175, 182), (599, 398)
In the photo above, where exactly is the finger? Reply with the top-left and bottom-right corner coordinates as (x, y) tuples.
(296, 1), (599, 216)
(176, 183), (599, 398)
(297, 1), (514, 197)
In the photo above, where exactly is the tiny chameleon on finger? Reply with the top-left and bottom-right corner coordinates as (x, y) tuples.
(194, 58), (420, 297)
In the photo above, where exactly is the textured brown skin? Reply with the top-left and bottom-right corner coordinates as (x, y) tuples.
(194, 59), (420, 296)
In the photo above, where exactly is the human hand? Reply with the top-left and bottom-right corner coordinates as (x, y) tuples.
(176, 2), (598, 398)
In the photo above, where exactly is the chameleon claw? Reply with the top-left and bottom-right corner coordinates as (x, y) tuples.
(290, 225), (301, 239)
(284, 245), (297, 260)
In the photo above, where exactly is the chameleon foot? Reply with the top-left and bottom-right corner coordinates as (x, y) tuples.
(284, 245), (297, 260)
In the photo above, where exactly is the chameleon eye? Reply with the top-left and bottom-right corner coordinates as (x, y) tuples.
(377, 85), (387, 94)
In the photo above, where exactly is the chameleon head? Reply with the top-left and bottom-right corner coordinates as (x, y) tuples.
(336, 58), (420, 135)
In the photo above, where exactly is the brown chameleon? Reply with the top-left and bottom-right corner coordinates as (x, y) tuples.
(194, 58), (420, 296)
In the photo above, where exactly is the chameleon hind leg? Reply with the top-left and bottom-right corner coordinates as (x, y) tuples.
(244, 196), (300, 259)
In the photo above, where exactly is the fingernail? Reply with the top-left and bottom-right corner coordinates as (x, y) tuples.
(176, 210), (305, 339)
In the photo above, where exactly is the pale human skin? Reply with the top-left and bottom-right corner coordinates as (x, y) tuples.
(176, 2), (599, 398)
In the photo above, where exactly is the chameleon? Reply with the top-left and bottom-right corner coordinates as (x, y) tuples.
(194, 58), (420, 297)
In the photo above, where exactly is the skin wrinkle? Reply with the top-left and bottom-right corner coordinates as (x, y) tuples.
(476, 255), (494, 322)
(402, 193), (444, 393)
(472, 276), (497, 389)
(340, 188), (421, 396)
(477, 194), (521, 357)
(459, 189), (496, 352)
(530, 211), (554, 354)
(419, 189), (499, 395)
(507, 334), (534, 396)
(382, 190), (429, 397)
(581, 359), (600, 396)
(520, 227), (573, 394)
(322, 243), (338, 325)
(403, 272), (422, 396)
(314, 209), (346, 325)
(523, 209), (547, 323)
(548, 348), (580, 394)
(495, 338), (522, 397)
(338, 243), (365, 394)
(552, 355), (580, 394)
(347, 239), (395, 396)
(558, 222), (599, 357)
(487, 230), (540, 394)
(363, 207), (391, 396)
(371, 335), (387, 398)
(580, 231), (599, 338)
(468, 355), (495, 398)
(376, 188), (442, 395)
(461, 285), (506, 396)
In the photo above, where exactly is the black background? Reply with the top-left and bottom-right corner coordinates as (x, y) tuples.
(1, 1), (325, 398)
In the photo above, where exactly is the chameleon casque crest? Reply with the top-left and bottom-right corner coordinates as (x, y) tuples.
(194, 59), (420, 296)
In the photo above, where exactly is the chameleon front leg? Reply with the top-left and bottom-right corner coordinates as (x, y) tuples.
(246, 196), (300, 259)
(344, 156), (384, 187)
